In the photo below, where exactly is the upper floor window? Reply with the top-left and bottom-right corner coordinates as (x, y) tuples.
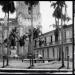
(51, 35), (52, 43)
(54, 28), (59, 42)
(44, 37), (47, 46)
(63, 30), (66, 42)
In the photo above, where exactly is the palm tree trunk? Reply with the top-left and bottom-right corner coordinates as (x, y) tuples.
(6, 11), (9, 66)
(31, 5), (34, 66)
(2, 25), (4, 67)
(2, 12), (8, 67)
(2, 13), (5, 67)
(55, 17), (57, 27)
(58, 18), (59, 60)
(64, 4), (67, 25)
(61, 6), (65, 67)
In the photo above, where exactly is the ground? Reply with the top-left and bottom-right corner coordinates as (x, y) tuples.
(0, 58), (73, 74)
(0, 58), (72, 69)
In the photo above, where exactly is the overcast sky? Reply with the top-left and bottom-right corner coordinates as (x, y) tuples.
(0, 1), (73, 33)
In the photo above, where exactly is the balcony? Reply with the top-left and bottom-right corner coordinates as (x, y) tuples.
(63, 38), (72, 44)
(34, 38), (72, 49)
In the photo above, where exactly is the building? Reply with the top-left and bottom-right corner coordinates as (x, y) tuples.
(0, 1), (41, 58)
(15, 1), (41, 35)
(15, 1), (41, 57)
(34, 24), (73, 61)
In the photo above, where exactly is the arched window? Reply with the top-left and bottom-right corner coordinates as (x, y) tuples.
(66, 46), (69, 56)
(53, 48), (55, 58)
(65, 46), (69, 60)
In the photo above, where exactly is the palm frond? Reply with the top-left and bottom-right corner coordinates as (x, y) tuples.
(51, 2), (57, 8)
(24, 1), (39, 6)
(0, 1), (15, 13)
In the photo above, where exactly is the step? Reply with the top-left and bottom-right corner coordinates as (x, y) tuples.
(0, 68), (72, 73)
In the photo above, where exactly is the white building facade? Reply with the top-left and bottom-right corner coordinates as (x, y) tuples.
(34, 25), (73, 61)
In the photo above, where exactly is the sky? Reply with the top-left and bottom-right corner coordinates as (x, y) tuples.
(0, 1), (73, 33)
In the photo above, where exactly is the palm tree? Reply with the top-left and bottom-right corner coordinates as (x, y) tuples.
(51, 1), (68, 68)
(24, 1), (39, 67)
(0, 1), (15, 66)
(9, 27), (18, 49)
(24, 1), (39, 53)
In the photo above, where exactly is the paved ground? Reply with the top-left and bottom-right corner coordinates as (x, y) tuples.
(0, 72), (72, 74)
(0, 59), (72, 69)
(0, 59), (30, 69)
(0, 58), (73, 74)
(31, 60), (72, 69)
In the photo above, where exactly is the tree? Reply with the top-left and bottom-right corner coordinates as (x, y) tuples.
(19, 34), (27, 47)
(51, 1), (65, 43)
(51, 1), (68, 68)
(9, 27), (18, 49)
(27, 26), (42, 50)
(24, 1), (39, 67)
(33, 27), (42, 39)
(0, 1), (15, 66)
(24, 1), (39, 53)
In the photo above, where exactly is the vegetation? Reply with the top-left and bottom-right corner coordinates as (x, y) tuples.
(51, 1), (70, 42)
(0, 1), (15, 66)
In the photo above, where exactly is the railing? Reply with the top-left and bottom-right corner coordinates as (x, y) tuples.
(34, 38), (72, 49)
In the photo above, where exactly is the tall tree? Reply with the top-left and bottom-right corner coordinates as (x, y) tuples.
(50, 1), (70, 68)
(24, 1), (39, 54)
(24, 1), (39, 66)
(9, 27), (18, 49)
(0, 1), (15, 66)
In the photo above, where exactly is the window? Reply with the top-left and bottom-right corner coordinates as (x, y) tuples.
(51, 36), (52, 43)
(55, 29), (59, 42)
(49, 35), (52, 44)
(47, 48), (49, 58)
(63, 30), (66, 42)
(66, 47), (69, 56)
(44, 37), (47, 46)
(53, 48), (55, 58)
(34, 40), (37, 47)
(65, 46), (69, 60)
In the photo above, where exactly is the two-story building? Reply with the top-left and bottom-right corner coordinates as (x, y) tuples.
(34, 24), (73, 61)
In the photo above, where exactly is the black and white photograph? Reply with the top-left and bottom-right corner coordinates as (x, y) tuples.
(0, 1), (73, 74)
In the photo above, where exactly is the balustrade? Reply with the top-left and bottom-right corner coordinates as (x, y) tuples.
(34, 38), (72, 49)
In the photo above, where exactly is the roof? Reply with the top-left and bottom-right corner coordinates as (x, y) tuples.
(38, 24), (72, 38)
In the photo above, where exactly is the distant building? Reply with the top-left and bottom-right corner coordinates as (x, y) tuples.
(15, 1), (41, 35)
(0, 1), (41, 58)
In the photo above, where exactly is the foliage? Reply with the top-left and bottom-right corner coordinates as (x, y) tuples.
(53, 6), (62, 19)
(51, 1), (65, 19)
(51, 1), (70, 22)
(3, 27), (18, 48)
(39, 39), (44, 47)
(19, 35), (27, 47)
(24, 1), (39, 14)
(28, 27), (42, 40)
(51, 1), (65, 9)
(24, 1), (39, 6)
(33, 27), (42, 39)
(0, 1), (15, 13)
(62, 14), (71, 22)
(51, 1), (70, 42)
(3, 27), (28, 48)
(9, 27), (18, 48)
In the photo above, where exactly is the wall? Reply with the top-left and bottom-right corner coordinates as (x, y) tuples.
(34, 25), (73, 61)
